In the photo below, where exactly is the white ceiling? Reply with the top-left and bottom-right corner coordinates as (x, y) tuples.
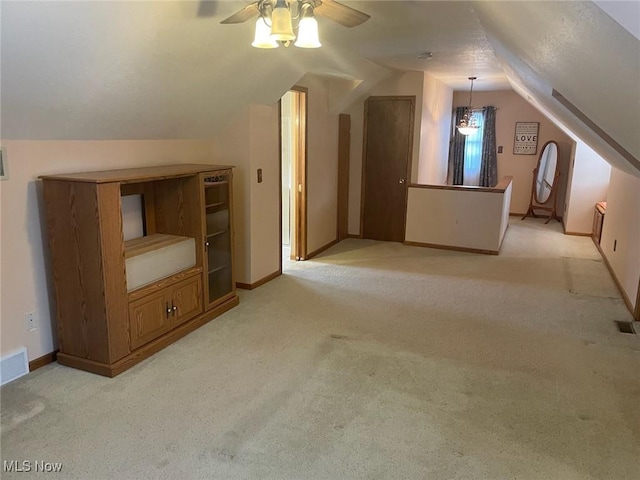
(315, 1), (510, 90)
(1, 1), (638, 175)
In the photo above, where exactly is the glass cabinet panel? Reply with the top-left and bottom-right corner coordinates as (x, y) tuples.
(203, 173), (233, 306)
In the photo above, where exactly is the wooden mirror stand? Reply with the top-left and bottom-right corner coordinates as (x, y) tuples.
(522, 140), (561, 224)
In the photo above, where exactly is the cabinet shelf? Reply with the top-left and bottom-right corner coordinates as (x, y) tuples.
(204, 181), (229, 187)
(208, 264), (230, 275)
(206, 202), (227, 209)
(206, 229), (228, 239)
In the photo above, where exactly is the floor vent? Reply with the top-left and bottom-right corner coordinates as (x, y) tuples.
(615, 321), (636, 335)
(0, 347), (29, 386)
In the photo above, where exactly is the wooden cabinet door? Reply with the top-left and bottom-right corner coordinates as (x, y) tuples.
(362, 96), (414, 242)
(171, 275), (202, 328)
(129, 291), (171, 350)
(201, 170), (235, 309)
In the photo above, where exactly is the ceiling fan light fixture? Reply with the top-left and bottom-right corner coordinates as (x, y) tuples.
(223, 0), (369, 50)
(252, 17), (279, 48)
(457, 76), (479, 136)
(270, 0), (296, 41)
(294, 10), (321, 48)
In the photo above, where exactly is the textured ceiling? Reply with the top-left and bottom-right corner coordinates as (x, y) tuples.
(1, 0), (639, 176)
(473, 0), (640, 176)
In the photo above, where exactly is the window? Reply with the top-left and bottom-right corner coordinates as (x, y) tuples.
(462, 110), (484, 186)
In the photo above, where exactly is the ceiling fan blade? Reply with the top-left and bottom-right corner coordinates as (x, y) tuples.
(314, 0), (370, 28)
(220, 2), (260, 24)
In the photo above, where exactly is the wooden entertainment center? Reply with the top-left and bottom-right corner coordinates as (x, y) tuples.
(40, 164), (238, 377)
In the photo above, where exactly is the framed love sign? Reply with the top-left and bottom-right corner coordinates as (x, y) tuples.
(513, 122), (539, 155)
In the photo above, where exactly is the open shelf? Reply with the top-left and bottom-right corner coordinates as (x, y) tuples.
(124, 233), (196, 292)
(124, 233), (192, 259)
(204, 181), (229, 187)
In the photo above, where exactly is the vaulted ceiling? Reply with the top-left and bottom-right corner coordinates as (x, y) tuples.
(1, 1), (638, 175)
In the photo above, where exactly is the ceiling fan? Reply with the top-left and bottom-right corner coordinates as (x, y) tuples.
(221, 0), (370, 48)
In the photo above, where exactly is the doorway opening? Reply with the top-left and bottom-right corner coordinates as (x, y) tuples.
(280, 87), (308, 268)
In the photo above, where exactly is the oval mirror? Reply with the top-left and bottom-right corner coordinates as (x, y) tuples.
(534, 141), (558, 204)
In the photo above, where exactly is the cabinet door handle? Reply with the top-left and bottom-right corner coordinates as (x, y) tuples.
(172, 303), (178, 316)
(166, 302), (172, 319)
(205, 240), (210, 249)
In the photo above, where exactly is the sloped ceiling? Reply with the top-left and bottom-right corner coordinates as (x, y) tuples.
(0, 1), (503, 140)
(1, 1), (639, 176)
(472, 0), (640, 177)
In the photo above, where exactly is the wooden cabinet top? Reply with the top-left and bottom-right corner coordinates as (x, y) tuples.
(39, 163), (233, 184)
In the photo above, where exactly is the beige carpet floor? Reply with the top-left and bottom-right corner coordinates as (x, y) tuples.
(1, 219), (639, 479)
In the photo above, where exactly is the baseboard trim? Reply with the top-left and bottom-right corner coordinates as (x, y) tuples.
(593, 237), (635, 316)
(347, 234), (361, 239)
(404, 241), (498, 255)
(29, 350), (59, 372)
(565, 231), (592, 237)
(236, 270), (281, 290)
(509, 212), (527, 217)
(307, 239), (339, 260)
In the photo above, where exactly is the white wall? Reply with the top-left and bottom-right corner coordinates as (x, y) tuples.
(214, 75), (341, 282)
(0, 140), (215, 362)
(297, 75), (340, 254)
(405, 181), (512, 253)
(213, 104), (281, 286)
(213, 109), (253, 283)
(248, 104), (281, 282)
(345, 71), (425, 235)
(563, 141), (611, 234)
(418, 74), (453, 184)
(599, 168), (640, 311)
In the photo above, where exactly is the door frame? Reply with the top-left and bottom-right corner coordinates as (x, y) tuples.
(337, 113), (351, 241)
(359, 95), (415, 240)
(279, 85), (309, 271)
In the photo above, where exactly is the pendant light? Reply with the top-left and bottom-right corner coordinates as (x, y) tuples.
(294, 6), (321, 48)
(457, 76), (479, 136)
(250, 0), (322, 49)
(270, 0), (296, 41)
(252, 17), (279, 48)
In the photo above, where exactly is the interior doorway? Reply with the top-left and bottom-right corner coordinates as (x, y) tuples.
(280, 87), (308, 267)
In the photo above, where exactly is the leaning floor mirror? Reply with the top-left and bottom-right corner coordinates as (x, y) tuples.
(522, 140), (561, 223)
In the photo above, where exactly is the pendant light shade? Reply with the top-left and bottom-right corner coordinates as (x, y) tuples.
(247, 0), (326, 49)
(294, 13), (321, 48)
(270, 0), (296, 41)
(252, 18), (279, 48)
(457, 76), (479, 136)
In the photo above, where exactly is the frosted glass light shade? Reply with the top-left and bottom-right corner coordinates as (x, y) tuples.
(252, 18), (279, 48)
(294, 16), (321, 48)
(270, 6), (295, 41)
(457, 126), (478, 136)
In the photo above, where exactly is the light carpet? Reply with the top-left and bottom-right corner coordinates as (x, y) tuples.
(1, 219), (639, 479)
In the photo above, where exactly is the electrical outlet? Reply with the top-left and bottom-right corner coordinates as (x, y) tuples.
(25, 312), (37, 331)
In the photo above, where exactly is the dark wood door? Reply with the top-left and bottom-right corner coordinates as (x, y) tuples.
(362, 97), (414, 242)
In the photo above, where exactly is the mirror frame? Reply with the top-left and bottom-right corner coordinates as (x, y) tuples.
(522, 140), (562, 224)
(534, 140), (559, 204)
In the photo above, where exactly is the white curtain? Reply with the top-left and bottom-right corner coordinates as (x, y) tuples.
(462, 111), (485, 186)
